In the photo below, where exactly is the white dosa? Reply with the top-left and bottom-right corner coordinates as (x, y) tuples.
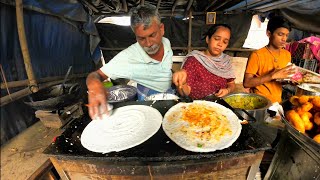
(81, 105), (162, 153)
(162, 100), (242, 152)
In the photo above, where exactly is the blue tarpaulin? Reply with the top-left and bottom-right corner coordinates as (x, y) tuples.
(1, 1), (101, 83)
(0, 1), (99, 145)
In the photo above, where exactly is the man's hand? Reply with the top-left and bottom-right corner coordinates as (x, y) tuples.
(87, 86), (108, 120)
(271, 64), (296, 80)
(86, 71), (109, 120)
(172, 69), (187, 88)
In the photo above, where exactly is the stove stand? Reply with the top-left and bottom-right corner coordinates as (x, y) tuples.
(35, 102), (84, 128)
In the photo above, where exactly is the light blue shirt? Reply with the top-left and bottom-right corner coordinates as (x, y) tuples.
(100, 37), (173, 92)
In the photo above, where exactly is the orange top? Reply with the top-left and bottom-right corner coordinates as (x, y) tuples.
(245, 47), (291, 103)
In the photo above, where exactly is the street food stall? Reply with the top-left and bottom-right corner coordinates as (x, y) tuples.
(1, 1), (320, 179)
(44, 100), (271, 179)
(41, 83), (320, 179)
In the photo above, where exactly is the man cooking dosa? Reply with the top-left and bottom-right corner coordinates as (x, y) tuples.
(86, 4), (186, 119)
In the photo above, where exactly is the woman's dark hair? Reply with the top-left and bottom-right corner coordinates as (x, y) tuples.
(203, 24), (232, 39)
(267, 16), (291, 34)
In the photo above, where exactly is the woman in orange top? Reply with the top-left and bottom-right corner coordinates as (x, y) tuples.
(244, 16), (296, 103)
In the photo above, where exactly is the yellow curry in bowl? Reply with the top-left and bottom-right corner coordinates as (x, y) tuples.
(223, 93), (270, 110)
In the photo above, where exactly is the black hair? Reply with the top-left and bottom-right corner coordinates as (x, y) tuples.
(203, 24), (232, 39)
(267, 16), (291, 34)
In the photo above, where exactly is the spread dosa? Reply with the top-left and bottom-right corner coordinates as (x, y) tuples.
(163, 100), (242, 152)
(81, 105), (162, 153)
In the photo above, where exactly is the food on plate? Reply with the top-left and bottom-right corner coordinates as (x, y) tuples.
(81, 105), (162, 153)
(286, 95), (320, 143)
(294, 107), (305, 116)
(311, 96), (320, 109)
(291, 71), (303, 82)
(313, 134), (320, 144)
(181, 103), (232, 142)
(304, 111), (313, 119)
(289, 96), (300, 106)
(291, 67), (320, 83)
(314, 112), (320, 126)
(298, 84), (320, 93)
(298, 95), (309, 104)
(162, 101), (241, 152)
(286, 110), (305, 133)
(302, 71), (320, 83)
(300, 112), (313, 131)
(301, 102), (313, 112)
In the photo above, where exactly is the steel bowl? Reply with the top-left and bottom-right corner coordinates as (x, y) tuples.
(144, 93), (180, 101)
(223, 93), (272, 122)
(106, 85), (137, 103)
(296, 83), (320, 96)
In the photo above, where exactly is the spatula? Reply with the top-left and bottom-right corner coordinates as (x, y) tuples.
(60, 66), (72, 95)
(203, 94), (256, 123)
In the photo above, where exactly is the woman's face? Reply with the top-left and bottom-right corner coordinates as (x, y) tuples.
(206, 27), (231, 57)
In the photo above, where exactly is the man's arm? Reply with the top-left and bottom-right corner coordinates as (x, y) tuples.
(243, 65), (296, 88)
(86, 70), (108, 90)
(86, 70), (109, 119)
(243, 73), (273, 88)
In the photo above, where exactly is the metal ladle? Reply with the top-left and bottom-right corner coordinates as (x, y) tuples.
(60, 66), (72, 95)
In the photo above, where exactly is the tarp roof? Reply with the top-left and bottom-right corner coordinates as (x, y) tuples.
(81, 0), (320, 34)
(80, 0), (318, 15)
(2, 0), (319, 33)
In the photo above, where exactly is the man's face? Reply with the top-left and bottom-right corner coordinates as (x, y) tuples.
(268, 27), (290, 49)
(133, 19), (164, 55)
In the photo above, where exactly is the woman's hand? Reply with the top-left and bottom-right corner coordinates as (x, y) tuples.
(215, 88), (230, 97)
(215, 81), (235, 97)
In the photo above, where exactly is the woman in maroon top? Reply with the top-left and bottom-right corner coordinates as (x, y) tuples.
(179, 24), (236, 99)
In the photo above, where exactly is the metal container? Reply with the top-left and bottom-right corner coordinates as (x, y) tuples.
(24, 83), (80, 111)
(106, 85), (137, 103)
(295, 83), (320, 96)
(264, 101), (320, 179)
(223, 93), (272, 122)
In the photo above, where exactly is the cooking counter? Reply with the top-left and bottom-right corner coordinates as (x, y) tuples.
(44, 100), (271, 179)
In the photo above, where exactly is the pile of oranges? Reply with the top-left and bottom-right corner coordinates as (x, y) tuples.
(285, 95), (320, 144)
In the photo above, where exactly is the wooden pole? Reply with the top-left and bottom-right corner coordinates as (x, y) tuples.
(1, 73), (88, 89)
(16, 0), (38, 93)
(0, 79), (68, 107)
(187, 10), (193, 53)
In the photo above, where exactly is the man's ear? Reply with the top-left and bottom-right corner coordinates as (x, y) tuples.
(266, 30), (271, 38)
(160, 23), (165, 36)
(206, 36), (209, 44)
